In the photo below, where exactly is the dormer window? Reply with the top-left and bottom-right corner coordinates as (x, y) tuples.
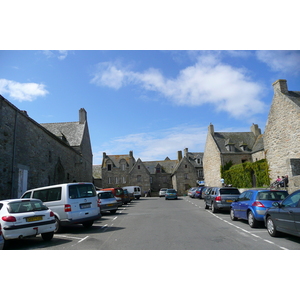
(239, 141), (248, 151)
(225, 139), (235, 152)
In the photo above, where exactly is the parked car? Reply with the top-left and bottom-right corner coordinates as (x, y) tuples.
(194, 187), (206, 199)
(0, 198), (56, 248)
(97, 191), (118, 214)
(188, 187), (198, 198)
(159, 188), (168, 197)
(22, 182), (101, 233)
(123, 189), (131, 204)
(204, 187), (240, 213)
(101, 187), (125, 205)
(165, 189), (178, 200)
(0, 224), (4, 250)
(201, 187), (211, 200)
(265, 189), (300, 237)
(230, 189), (288, 228)
(122, 186), (141, 199)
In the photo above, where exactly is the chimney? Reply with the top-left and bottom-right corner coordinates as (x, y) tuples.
(184, 148), (188, 157)
(251, 123), (261, 137)
(208, 123), (214, 135)
(272, 79), (288, 94)
(79, 108), (87, 124)
(129, 150), (133, 157)
(177, 151), (182, 161)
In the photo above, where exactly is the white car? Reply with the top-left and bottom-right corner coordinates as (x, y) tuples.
(159, 188), (168, 197)
(0, 199), (56, 248)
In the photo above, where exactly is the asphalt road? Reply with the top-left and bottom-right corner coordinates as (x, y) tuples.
(5, 196), (300, 250)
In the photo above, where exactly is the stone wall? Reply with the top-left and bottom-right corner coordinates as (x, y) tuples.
(264, 80), (300, 191)
(0, 96), (92, 199)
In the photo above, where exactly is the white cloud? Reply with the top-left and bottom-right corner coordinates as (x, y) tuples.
(93, 125), (208, 164)
(90, 54), (266, 119)
(256, 50), (300, 75)
(0, 79), (49, 101)
(43, 50), (68, 60)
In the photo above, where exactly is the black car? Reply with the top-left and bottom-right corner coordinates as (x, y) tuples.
(265, 189), (300, 237)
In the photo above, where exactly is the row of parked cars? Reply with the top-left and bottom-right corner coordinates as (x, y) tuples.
(0, 183), (142, 250)
(190, 185), (300, 240)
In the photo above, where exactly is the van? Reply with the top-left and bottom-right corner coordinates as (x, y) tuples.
(21, 182), (101, 232)
(122, 186), (141, 199)
(101, 187), (125, 205)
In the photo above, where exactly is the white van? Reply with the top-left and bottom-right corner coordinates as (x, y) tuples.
(21, 182), (101, 232)
(122, 186), (141, 199)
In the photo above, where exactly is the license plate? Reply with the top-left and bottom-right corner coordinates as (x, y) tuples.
(80, 204), (91, 209)
(226, 200), (233, 203)
(27, 216), (43, 222)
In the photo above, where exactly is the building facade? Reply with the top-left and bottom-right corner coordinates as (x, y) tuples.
(0, 95), (93, 199)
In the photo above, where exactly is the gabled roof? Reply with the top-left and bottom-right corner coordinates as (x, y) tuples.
(103, 154), (134, 168)
(41, 121), (85, 147)
(143, 159), (178, 174)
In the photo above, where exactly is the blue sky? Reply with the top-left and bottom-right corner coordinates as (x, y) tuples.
(1, 50), (300, 164)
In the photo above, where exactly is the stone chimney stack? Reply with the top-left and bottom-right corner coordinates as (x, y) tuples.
(177, 151), (182, 161)
(251, 123), (261, 137)
(184, 148), (188, 157)
(208, 123), (214, 135)
(272, 79), (288, 94)
(79, 108), (87, 124)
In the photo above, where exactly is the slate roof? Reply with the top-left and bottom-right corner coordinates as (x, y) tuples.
(41, 122), (85, 147)
(143, 159), (178, 174)
(103, 154), (134, 168)
(213, 131), (259, 153)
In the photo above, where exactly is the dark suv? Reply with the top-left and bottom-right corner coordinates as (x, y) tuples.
(204, 187), (240, 213)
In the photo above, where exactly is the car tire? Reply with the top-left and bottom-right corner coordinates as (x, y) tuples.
(54, 217), (62, 233)
(266, 216), (280, 237)
(82, 220), (94, 228)
(41, 231), (54, 241)
(248, 211), (259, 228)
(110, 209), (117, 214)
(211, 202), (218, 213)
(230, 208), (237, 221)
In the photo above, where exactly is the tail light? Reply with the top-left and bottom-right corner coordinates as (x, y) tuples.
(2, 216), (17, 222)
(252, 201), (265, 207)
(0, 224), (2, 235)
(64, 204), (72, 212)
(50, 211), (55, 217)
(97, 199), (101, 207)
(215, 196), (222, 201)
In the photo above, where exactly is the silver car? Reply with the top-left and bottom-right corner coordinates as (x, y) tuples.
(97, 191), (118, 214)
(159, 188), (168, 197)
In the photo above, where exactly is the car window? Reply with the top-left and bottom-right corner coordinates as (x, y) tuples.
(237, 192), (246, 201)
(98, 192), (114, 199)
(220, 189), (240, 195)
(8, 200), (48, 213)
(33, 187), (62, 202)
(69, 184), (96, 199)
(257, 191), (288, 201)
(282, 192), (300, 208)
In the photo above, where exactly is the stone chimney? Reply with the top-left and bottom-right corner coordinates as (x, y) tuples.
(251, 123), (261, 137)
(177, 151), (182, 161)
(272, 79), (288, 94)
(79, 108), (87, 124)
(184, 148), (188, 157)
(208, 123), (214, 135)
(129, 150), (133, 157)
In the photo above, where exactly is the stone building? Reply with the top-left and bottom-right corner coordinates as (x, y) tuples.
(203, 123), (264, 187)
(96, 148), (204, 195)
(0, 95), (93, 199)
(264, 79), (300, 192)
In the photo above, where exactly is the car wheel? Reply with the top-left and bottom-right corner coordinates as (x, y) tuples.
(248, 211), (258, 228)
(41, 231), (54, 241)
(230, 208), (237, 221)
(82, 220), (94, 228)
(54, 217), (62, 233)
(110, 209), (117, 214)
(266, 216), (280, 237)
(211, 202), (218, 213)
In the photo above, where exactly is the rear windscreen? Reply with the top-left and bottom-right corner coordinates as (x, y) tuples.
(8, 200), (48, 213)
(69, 184), (96, 199)
(220, 189), (240, 195)
(257, 191), (288, 201)
(98, 192), (113, 199)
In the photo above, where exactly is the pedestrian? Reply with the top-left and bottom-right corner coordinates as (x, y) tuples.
(220, 178), (225, 187)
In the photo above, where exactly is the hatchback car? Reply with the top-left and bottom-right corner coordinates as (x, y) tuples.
(0, 199), (56, 247)
(188, 187), (198, 198)
(159, 188), (168, 197)
(97, 191), (118, 214)
(265, 189), (300, 237)
(204, 187), (240, 213)
(165, 189), (178, 200)
(230, 189), (288, 228)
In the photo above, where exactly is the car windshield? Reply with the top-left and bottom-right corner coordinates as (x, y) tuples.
(257, 191), (288, 201)
(99, 192), (114, 199)
(7, 200), (48, 213)
(220, 189), (240, 195)
(167, 189), (176, 193)
(115, 188), (124, 196)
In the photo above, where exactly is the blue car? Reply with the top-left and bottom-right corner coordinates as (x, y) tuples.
(230, 189), (288, 228)
(165, 189), (178, 200)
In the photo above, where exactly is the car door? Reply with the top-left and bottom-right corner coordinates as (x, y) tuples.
(275, 191), (300, 235)
(233, 192), (246, 218)
(239, 191), (252, 220)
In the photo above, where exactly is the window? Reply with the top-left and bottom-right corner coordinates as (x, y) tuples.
(108, 164), (112, 171)
(121, 163), (126, 171)
(108, 177), (111, 184)
(122, 177), (126, 183)
(115, 177), (118, 184)
(185, 165), (187, 168)
(138, 165), (140, 169)
(69, 184), (96, 199)
(282, 191), (300, 208)
(33, 187), (62, 202)
(184, 173), (188, 179)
